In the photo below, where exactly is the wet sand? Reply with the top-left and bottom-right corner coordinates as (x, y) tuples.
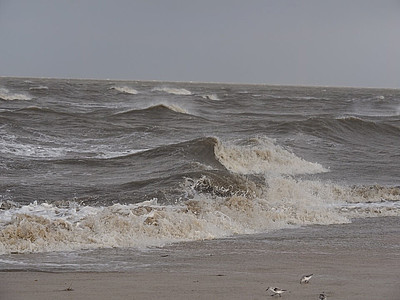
(1, 217), (399, 300)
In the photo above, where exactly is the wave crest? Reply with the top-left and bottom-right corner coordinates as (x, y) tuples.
(114, 103), (189, 116)
(214, 137), (328, 175)
(110, 86), (139, 95)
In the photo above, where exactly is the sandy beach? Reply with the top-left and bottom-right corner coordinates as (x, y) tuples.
(1, 216), (399, 300)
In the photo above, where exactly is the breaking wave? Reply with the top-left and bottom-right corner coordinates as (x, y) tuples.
(1, 136), (399, 254)
(1, 179), (399, 254)
(0, 88), (32, 101)
(215, 137), (327, 175)
(110, 86), (139, 95)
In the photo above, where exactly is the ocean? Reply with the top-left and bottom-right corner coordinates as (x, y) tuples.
(0, 77), (399, 271)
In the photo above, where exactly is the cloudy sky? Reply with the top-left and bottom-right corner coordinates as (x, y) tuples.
(1, 1), (399, 88)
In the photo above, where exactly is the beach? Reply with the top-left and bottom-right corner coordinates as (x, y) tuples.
(1, 216), (399, 300)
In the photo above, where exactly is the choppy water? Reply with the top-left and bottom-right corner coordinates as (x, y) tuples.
(0, 77), (399, 259)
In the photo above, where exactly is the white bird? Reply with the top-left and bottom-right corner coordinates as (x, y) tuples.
(266, 287), (287, 297)
(319, 292), (327, 300)
(300, 273), (313, 284)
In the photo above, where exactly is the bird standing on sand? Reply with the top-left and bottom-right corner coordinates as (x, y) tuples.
(319, 292), (327, 299)
(300, 274), (313, 284)
(266, 287), (287, 297)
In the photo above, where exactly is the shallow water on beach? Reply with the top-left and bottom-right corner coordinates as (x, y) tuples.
(0, 216), (399, 272)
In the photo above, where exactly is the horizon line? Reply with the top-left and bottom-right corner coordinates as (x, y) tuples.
(1, 75), (399, 90)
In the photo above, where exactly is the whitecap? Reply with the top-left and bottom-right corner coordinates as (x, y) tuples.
(29, 86), (49, 91)
(0, 88), (32, 101)
(201, 94), (219, 100)
(110, 86), (139, 95)
(153, 87), (192, 95)
(214, 137), (328, 176)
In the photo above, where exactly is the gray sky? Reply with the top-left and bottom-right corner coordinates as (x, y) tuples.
(1, 1), (400, 88)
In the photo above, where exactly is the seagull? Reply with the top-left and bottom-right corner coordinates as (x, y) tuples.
(266, 287), (287, 297)
(319, 292), (327, 300)
(300, 273), (313, 284)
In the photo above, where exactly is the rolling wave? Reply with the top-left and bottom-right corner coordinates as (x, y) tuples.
(279, 116), (400, 141)
(1, 135), (400, 254)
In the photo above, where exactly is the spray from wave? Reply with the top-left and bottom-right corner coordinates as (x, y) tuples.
(215, 137), (327, 175)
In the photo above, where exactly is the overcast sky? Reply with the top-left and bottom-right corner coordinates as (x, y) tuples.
(1, 1), (399, 88)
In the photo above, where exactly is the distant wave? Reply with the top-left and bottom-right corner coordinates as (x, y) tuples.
(0, 88), (32, 101)
(110, 86), (139, 95)
(334, 116), (400, 136)
(114, 104), (190, 116)
(277, 116), (400, 141)
(153, 87), (192, 95)
(29, 86), (49, 91)
(201, 94), (220, 100)
(13, 106), (74, 118)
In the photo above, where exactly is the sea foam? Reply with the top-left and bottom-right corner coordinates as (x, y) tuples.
(1, 138), (399, 254)
(1, 179), (399, 254)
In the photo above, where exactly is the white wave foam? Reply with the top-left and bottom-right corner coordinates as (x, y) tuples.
(0, 88), (32, 101)
(111, 86), (139, 95)
(0, 132), (146, 159)
(1, 178), (399, 254)
(153, 87), (192, 95)
(0, 135), (66, 158)
(214, 137), (328, 175)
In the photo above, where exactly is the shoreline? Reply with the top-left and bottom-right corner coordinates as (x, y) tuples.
(1, 217), (399, 299)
